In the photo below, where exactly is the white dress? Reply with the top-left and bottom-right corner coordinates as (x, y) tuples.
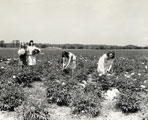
(69, 52), (76, 70)
(26, 46), (41, 66)
(97, 54), (114, 76)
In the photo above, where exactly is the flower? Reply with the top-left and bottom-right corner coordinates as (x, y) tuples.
(138, 73), (141, 76)
(62, 82), (66, 86)
(13, 75), (16, 79)
(7, 58), (11, 61)
(82, 80), (87, 85)
(131, 72), (135, 75)
(140, 85), (146, 89)
(124, 74), (131, 78)
(1, 66), (4, 69)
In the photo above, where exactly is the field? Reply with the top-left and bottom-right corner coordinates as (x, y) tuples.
(0, 48), (148, 120)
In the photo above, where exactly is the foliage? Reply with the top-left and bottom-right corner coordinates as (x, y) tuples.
(16, 102), (50, 120)
(112, 66), (145, 113)
(0, 80), (25, 111)
(140, 92), (148, 120)
(116, 89), (141, 113)
(112, 57), (137, 74)
(15, 70), (41, 87)
(70, 83), (102, 117)
(46, 77), (77, 106)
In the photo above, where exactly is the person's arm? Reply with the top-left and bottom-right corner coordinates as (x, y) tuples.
(62, 57), (66, 69)
(17, 48), (21, 56)
(35, 46), (41, 53)
(64, 54), (72, 69)
(18, 48), (25, 56)
(107, 59), (114, 72)
(102, 57), (106, 75)
(26, 46), (29, 55)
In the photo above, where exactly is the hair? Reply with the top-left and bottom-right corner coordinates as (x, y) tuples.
(62, 51), (69, 58)
(20, 42), (26, 48)
(106, 51), (115, 59)
(28, 40), (34, 46)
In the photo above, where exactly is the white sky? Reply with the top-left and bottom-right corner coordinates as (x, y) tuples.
(0, 0), (148, 46)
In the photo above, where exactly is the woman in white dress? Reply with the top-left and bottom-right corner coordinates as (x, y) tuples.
(62, 51), (77, 71)
(97, 51), (115, 76)
(26, 40), (41, 67)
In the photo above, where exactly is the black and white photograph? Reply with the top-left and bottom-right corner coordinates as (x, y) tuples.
(0, 0), (148, 120)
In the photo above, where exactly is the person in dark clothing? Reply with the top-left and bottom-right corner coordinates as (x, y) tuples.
(18, 43), (27, 70)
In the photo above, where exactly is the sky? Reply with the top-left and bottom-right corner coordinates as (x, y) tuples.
(0, 0), (148, 46)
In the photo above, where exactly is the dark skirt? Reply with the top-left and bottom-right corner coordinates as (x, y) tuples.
(18, 54), (27, 66)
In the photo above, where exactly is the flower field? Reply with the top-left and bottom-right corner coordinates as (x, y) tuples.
(0, 48), (148, 120)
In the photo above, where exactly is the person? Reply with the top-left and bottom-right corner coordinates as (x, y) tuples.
(17, 42), (27, 70)
(97, 51), (115, 76)
(62, 51), (77, 72)
(26, 40), (41, 69)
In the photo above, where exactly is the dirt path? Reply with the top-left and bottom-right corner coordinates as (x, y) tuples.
(100, 94), (141, 120)
(23, 81), (47, 103)
(0, 111), (17, 120)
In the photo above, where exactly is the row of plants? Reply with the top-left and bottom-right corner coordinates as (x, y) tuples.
(45, 55), (148, 117)
(109, 56), (148, 113)
(0, 61), (25, 111)
(46, 75), (103, 117)
(0, 59), (52, 120)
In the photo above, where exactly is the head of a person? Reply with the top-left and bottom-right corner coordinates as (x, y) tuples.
(107, 51), (115, 59)
(28, 40), (34, 46)
(62, 51), (69, 58)
(20, 42), (26, 48)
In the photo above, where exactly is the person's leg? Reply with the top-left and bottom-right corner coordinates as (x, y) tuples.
(28, 56), (35, 73)
(28, 65), (34, 73)
(18, 65), (22, 71)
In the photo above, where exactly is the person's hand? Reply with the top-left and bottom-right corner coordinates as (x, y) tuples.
(62, 65), (66, 70)
(64, 66), (68, 69)
(107, 70), (111, 73)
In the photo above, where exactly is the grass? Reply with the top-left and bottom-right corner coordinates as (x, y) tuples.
(1, 48), (148, 59)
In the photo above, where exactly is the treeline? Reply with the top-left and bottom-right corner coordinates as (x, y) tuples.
(0, 40), (148, 49)
(48, 44), (148, 49)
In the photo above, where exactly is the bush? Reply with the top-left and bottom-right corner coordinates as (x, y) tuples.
(140, 92), (148, 120)
(73, 69), (88, 82)
(16, 102), (50, 120)
(0, 81), (25, 111)
(112, 57), (136, 75)
(15, 71), (41, 87)
(114, 74), (143, 113)
(70, 83), (102, 117)
(46, 77), (77, 106)
(91, 72), (111, 91)
(116, 89), (141, 113)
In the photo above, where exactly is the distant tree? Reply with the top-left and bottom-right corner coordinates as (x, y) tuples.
(0, 40), (5, 47)
(41, 44), (48, 48)
(99, 45), (105, 49)
(12, 40), (20, 47)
